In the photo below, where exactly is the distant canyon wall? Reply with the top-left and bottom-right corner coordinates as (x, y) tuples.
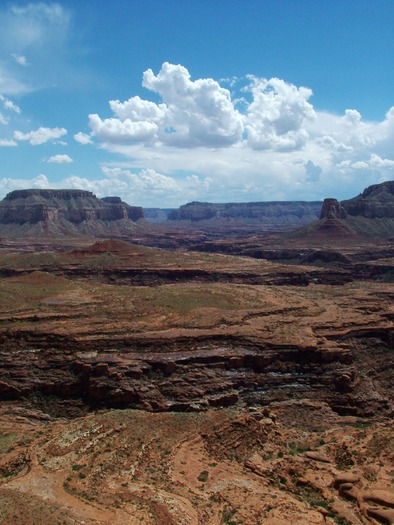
(168, 201), (323, 226)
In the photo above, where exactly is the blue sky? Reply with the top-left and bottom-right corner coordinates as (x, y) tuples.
(1, 1), (394, 207)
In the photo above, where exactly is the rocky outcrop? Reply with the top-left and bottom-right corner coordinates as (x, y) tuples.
(168, 201), (322, 226)
(320, 198), (347, 220)
(306, 198), (356, 238)
(0, 189), (143, 236)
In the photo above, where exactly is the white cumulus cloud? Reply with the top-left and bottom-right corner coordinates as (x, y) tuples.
(46, 154), (73, 164)
(142, 62), (244, 147)
(74, 132), (92, 145)
(338, 153), (394, 171)
(245, 76), (315, 151)
(0, 174), (50, 196)
(14, 126), (67, 145)
(89, 62), (244, 148)
(61, 167), (187, 207)
(85, 58), (394, 202)
(110, 95), (166, 122)
(89, 114), (158, 144)
(32, 174), (50, 188)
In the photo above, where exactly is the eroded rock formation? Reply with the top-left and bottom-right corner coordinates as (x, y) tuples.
(320, 198), (347, 220)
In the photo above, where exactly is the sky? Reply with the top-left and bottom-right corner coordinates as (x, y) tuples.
(1, 1), (394, 207)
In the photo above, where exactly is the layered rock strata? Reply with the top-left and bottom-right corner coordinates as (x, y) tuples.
(0, 329), (392, 416)
(0, 189), (142, 236)
(0, 243), (392, 417)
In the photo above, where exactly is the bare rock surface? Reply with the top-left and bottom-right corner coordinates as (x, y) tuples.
(0, 403), (393, 524)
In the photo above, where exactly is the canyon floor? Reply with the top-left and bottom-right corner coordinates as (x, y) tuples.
(0, 236), (393, 524)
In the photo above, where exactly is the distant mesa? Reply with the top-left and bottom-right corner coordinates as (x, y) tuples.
(1, 182), (393, 241)
(168, 200), (323, 227)
(0, 189), (143, 237)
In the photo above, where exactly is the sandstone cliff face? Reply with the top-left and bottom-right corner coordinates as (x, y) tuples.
(0, 189), (143, 236)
